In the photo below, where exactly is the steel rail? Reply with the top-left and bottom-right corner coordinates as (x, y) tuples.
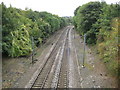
(51, 28), (69, 89)
(25, 27), (68, 89)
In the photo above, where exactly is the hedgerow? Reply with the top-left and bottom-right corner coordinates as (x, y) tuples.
(1, 3), (67, 57)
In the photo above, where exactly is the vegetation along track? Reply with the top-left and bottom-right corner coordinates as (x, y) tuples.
(25, 26), (70, 89)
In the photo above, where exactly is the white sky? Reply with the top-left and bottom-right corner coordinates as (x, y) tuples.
(1, 0), (119, 17)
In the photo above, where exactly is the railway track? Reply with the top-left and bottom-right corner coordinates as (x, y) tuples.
(51, 28), (70, 88)
(57, 29), (70, 88)
(25, 26), (70, 89)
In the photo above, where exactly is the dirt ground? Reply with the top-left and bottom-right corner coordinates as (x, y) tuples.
(2, 26), (118, 88)
(73, 30), (118, 88)
(2, 28), (63, 88)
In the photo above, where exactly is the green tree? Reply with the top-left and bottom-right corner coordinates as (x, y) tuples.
(1, 2), (67, 57)
(74, 1), (103, 44)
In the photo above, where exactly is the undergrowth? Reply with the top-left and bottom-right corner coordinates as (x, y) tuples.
(97, 17), (119, 77)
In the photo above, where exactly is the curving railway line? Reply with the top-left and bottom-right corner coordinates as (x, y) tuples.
(25, 26), (82, 89)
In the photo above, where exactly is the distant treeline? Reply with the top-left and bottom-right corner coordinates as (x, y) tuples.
(73, 1), (120, 77)
(1, 2), (71, 57)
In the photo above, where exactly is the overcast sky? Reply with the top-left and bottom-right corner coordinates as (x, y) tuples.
(1, 0), (119, 17)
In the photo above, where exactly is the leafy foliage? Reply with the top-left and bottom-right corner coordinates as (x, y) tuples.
(74, 1), (103, 44)
(2, 2), (67, 57)
(97, 17), (119, 76)
(73, 1), (120, 77)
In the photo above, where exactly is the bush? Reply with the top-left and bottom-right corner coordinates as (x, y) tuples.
(73, 1), (120, 77)
(1, 3), (67, 57)
(73, 1), (102, 44)
(97, 17), (119, 76)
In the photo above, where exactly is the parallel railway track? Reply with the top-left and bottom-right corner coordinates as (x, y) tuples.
(25, 27), (70, 89)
